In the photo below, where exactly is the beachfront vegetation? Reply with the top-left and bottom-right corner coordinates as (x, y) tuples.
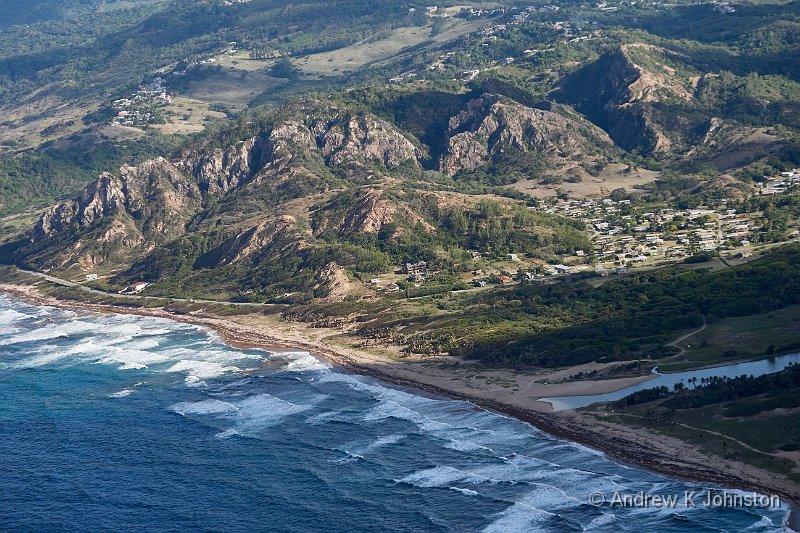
(352, 244), (800, 368)
(596, 364), (800, 482)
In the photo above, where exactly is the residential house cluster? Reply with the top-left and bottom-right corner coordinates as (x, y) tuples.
(111, 77), (170, 127)
(532, 197), (767, 269)
(758, 169), (799, 196)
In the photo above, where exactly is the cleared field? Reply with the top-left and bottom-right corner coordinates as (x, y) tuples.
(48, 124), (146, 151)
(661, 304), (800, 371)
(0, 93), (96, 154)
(183, 68), (287, 108)
(0, 209), (42, 243)
(510, 162), (661, 199)
(100, 0), (165, 12)
(212, 51), (277, 72)
(294, 26), (434, 77)
(153, 96), (227, 135)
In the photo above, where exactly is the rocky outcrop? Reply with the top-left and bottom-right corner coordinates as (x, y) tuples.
(439, 95), (615, 176)
(313, 262), (356, 303)
(314, 113), (422, 168)
(33, 173), (125, 242)
(604, 45), (694, 107)
(337, 189), (397, 235)
(28, 157), (201, 268)
(606, 108), (672, 155)
(198, 215), (303, 268)
(179, 136), (272, 195)
(177, 109), (421, 198)
(32, 157), (200, 244)
(556, 44), (699, 155)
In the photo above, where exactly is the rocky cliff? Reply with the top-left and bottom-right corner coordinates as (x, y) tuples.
(28, 157), (201, 268)
(439, 95), (616, 176)
(16, 95), (596, 299)
(556, 44), (699, 155)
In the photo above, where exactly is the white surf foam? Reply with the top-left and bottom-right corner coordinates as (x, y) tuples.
(450, 487), (479, 496)
(0, 320), (97, 346)
(280, 351), (329, 372)
(109, 389), (135, 398)
(481, 487), (572, 533)
(171, 393), (321, 437)
(0, 308), (29, 325)
(172, 398), (239, 415)
(398, 465), (496, 488)
(166, 360), (239, 381)
(586, 512), (617, 529)
(338, 434), (406, 460)
(444, 438), (494, 453)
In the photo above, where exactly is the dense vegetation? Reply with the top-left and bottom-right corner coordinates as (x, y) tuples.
(0, 0), (99, 28)
(616, 364), (800, 411)
(0, 134), (189, 215)
(352, 244), (800, 368)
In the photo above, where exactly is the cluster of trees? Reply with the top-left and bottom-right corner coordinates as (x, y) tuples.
(616, 364), (800, 411)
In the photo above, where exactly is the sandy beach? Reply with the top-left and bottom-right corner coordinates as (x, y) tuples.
(1, 282), (798, 525)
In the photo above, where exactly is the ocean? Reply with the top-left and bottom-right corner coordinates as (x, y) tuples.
(0, 294), (790, 532)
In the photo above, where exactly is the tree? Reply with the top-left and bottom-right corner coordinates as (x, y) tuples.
(270, 57), (299, 80)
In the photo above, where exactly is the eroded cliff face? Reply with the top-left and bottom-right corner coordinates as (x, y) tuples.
(336, 189), (397, 235)
(178, 136), (273, 195)
(313, 262), (357, 303)
(601, 46), (695, 153)
(198, 215), (304, 268)
(175, 107), (421, 198)
(28, 157), (202, 268)
(316, 113), (422, 168)
(439, 95), (615, 176)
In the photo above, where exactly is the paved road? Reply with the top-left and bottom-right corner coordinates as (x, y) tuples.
(17, 269), (268, 307)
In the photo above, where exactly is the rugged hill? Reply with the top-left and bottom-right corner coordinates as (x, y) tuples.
(555, 42), (799, 166)
(26, 157), (202, 269)
(555, 44), (699, 156)
(438, 95), (618, 176)
(13, 96), (592, 301)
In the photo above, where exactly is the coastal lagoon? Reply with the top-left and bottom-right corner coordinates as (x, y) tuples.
(0, 295), (790, 532)
(543, 354), (800, 411)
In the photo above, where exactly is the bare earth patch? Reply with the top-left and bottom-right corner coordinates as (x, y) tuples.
(510, 162), (661, 199)
(153, 95), (228, 135)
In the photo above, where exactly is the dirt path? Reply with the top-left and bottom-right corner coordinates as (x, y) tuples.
(666, 315), (707, 357)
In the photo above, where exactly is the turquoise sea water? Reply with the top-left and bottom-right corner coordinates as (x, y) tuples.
(0, 295), (791, 532)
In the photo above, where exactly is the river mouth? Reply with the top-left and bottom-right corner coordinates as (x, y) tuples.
(541, 353), (800, 411)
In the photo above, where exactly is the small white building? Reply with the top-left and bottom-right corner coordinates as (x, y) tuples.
(121, 281), (149, 294)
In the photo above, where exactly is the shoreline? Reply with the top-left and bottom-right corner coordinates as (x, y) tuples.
(1, 284), (798, 526)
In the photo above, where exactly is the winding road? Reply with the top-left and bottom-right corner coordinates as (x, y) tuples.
(16, 269), (268, 307)
(666, 315), (708, 357)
